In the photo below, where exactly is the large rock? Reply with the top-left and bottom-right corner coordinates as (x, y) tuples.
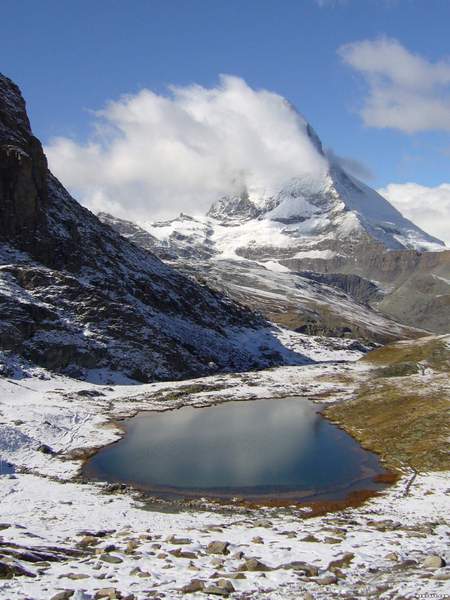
(423, 555), (446, 569)
(207, 541), (230, 555)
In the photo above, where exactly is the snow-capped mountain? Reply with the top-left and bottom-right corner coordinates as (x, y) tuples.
(207, 165), (444, 255)
(99, 212), (421, 343)
(1, 73), (322, 382)
(99, 125), (450, 337)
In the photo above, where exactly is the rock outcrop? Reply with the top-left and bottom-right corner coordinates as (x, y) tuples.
(0, 73), (302, 382)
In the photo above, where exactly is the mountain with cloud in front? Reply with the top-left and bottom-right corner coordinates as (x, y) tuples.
(99, 119), (450, 338)
(2, 72), (338, 382)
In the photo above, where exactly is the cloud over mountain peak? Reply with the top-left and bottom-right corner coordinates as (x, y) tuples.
(46, 76), (328, 221)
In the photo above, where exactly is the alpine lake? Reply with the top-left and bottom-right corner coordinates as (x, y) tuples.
(84, 397), (389, 504)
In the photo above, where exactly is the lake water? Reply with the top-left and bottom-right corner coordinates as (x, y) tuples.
(84, 397), (387, 501)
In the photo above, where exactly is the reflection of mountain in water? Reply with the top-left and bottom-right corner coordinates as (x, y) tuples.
(86, 397), (384, 497)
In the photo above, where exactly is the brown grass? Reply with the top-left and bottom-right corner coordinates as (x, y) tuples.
(325, 336), (450, 472)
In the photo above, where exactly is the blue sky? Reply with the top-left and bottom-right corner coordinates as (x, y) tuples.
(1, 0), (450, 239)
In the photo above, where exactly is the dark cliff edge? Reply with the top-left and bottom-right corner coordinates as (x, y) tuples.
(0, 74), (307, 382)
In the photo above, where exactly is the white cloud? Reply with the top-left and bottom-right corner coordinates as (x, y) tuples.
(339, 38), (450, 133)
(326, 148), (374, 180)
(378, 182), (450, 245)
(45, 76), (328, 221)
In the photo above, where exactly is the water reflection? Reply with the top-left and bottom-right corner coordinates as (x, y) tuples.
(85, 397), (383, 498)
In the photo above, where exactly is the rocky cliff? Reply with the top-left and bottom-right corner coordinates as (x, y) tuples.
(0, 74), (305, 382)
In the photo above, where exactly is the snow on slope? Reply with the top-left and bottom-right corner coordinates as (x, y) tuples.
(137, 126), (444, 259)
(330, 167), (445, 251)
(0, 351), (449, 600)
(99, 213), (424, 343)
(3, 72), (331, 382)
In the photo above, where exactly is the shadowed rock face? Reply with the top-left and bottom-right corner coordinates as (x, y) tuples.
(0, 73), (306, 382)
(284, 247), (450, 333)
(0, 76), (48, 246)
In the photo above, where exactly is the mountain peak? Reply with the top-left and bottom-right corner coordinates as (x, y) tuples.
(0, 74), (33, 140)
(207, 189), (263, 223)
(204, 158), (444, 252)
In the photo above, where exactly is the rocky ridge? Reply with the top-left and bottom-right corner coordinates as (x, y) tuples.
(0, 73), (308, 382)
(99, 212), (424, 343)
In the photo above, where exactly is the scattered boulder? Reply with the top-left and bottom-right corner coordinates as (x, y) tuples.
(207, 541), (230, 555)
(0, 559), (36, 579)
(315, 574), (338, 585)
(251, 536), (264, 544)
(37, 444), (55, 455)
(216, 579), (235, 592)
(77, 389), (105, 398)
(226, 572), (246, 580)
(65, 573), (89, 580)
(395, 559), (418, 571)
(253, 520), (272, 528)
(323, 537), (341, 544)
(50, 592), (74, 600)
(166, 535), (192, 545)
(94, 589), (122, 599)
(241, 558), (272, 572)
(204, 578), (235, 597)
(78, 530), (114, 538)
(423, 555), (446, 569)
(385, 552), (399, 561)
(169, 548), (198, 559)
(77, 535), (98, 548)
(125, 540), (139, 554)
(280, 561), (319, 577)
(181, 578), (205, 593)
(301, 534), (319, 543)
(367, 519), (401, 532)
(99, 554), (123, 564)
(129, 566), (151, 578)
(327, 552), (354, 572)
(210, 558), (225, 568)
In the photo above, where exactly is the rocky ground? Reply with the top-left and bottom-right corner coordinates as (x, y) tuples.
(0, 336), (449, 600)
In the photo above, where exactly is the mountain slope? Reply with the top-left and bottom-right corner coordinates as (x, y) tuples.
(99, 212), (422, 343)
(0, 73), (313, 382)
(97, 125), (449, 336)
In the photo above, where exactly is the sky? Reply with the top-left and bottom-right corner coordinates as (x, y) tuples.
(1, 0), (450, 242)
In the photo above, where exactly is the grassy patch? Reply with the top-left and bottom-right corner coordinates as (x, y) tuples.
(374, 362), (419, 378)
(363, 336), (450, 372)
(325, 336), (450, 472)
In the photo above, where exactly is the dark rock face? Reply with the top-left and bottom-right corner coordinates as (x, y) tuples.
(0, 73), (301, 382)
(285, 246), (450, 333)
(296, 272), (382, 305)
(0, 76), (48, 247)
